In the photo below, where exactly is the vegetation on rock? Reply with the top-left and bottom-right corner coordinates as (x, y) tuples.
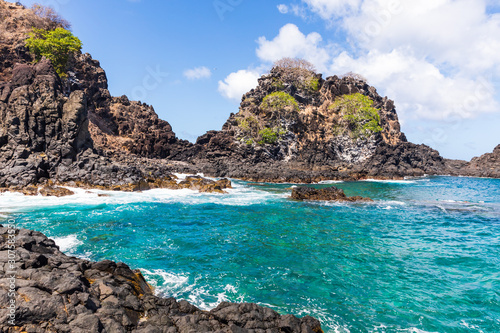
(329, 93), (382, 139)
(31, 3), (71, 30)
(257, 127), (286, 145)
(261, 91), (299, 112)
(25, 27), (82, 77)
(341, 71), (368, 83)
(272, 57), (321, 92)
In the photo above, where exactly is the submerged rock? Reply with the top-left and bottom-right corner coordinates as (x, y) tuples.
(0, 226), (324, 333)
(291, 186), (373, 202)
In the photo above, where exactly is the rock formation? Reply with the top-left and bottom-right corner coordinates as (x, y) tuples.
(175, 68), (447, 182)
(291, 186), (373, 202)
(454, 145), (500, 178)
(0, 226), (324, 332)
(0, 0), (498, 189)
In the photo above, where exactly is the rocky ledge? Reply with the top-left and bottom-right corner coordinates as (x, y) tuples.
(0, 226), (324, 333)
(291, 186), (373, 202)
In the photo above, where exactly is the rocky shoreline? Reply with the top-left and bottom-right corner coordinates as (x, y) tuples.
(0, 226), (324, 333)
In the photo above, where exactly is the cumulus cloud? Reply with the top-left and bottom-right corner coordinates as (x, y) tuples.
(256, 24), (332, 72)
(218, 69), (261, 102)
(277, 4), (289, 14)
(330, 49), (498, 120)
(183, 66), (212, 80)
(256, 0), (500, 122)
(302, 0), (362, 19)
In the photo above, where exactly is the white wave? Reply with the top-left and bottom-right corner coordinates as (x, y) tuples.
(362, 179), (417, 184)
(52, 234), (82, 253)
(460, 320), (485, 333)
(317, 180), (345, 184)
(0, 183), (282, 212)
(140, 269), (242, 311)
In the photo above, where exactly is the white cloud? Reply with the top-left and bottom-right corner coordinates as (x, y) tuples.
(330, 49), (498, 120)
(218, 69), (261, 102)
(341, 0), (500, 75)
(251, 0), (500, 122)
(256, 23), (332, 72)
(277, 4), (289, 14)
(303, 0), (362, 19)
(183, 66), (212, 80)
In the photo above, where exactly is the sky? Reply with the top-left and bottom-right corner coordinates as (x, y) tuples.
(12, 0), (500, 160)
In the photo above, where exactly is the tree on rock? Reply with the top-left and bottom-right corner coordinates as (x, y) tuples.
(272, 57), (320, 92)
(25, 27), (82, 77)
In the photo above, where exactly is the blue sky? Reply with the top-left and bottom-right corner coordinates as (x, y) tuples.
(14, 0), (500, 160)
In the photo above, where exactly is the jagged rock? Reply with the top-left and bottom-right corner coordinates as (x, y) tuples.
(291, 186), (373, 202)
(39, 186), (75, 197)
(451, 145), (500, 178)
(173, 68), (447, 181)
(0, 226), (324, 333)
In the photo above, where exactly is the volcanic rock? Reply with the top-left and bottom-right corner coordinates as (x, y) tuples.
(291, 186), (373, 202)
(0, 226), (324, 333)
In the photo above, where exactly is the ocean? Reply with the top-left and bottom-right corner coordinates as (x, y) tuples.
(1, 176), (499, 332)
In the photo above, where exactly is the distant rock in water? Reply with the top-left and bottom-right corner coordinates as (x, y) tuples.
(0, 226), (324, 333)
(291, 186), (373, 202)
(177, 66), (448, 181)
(457, 145), (500, 178)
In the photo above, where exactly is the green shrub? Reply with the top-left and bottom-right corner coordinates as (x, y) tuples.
(329, 93), (382, 139)
(25, 27), (82, 77)
(237, 116), (258, 131)
(306, 77), (320, 92)
(258, 127), (278, 145)
(257, 127), (287, 145)
(261, 92), (299, 112)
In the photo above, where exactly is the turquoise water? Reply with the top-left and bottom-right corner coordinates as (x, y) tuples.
(1, 176), (499, 332)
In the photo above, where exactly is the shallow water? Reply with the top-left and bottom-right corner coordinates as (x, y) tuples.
(2, 176), (499, 332)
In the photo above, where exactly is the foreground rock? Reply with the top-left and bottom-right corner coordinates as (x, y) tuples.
(0, 226), (324, 333)
(291, 186), (373, 202)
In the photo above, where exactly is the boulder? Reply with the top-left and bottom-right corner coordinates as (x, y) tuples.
(291, 186), (373, 202)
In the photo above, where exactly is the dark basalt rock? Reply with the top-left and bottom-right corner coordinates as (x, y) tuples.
(0, 226), (324, 333)
(291, 186), (373, 202)
(452, 145), (500, 178)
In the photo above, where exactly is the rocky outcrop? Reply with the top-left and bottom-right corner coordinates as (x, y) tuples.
(0, 59), (92, 186)
(0, 226), (324, 333)
(0, 1), (188, 163)
(456, 145), (500, 178)
(175, 69), (446, 181)
(291, 186), (373, 202)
